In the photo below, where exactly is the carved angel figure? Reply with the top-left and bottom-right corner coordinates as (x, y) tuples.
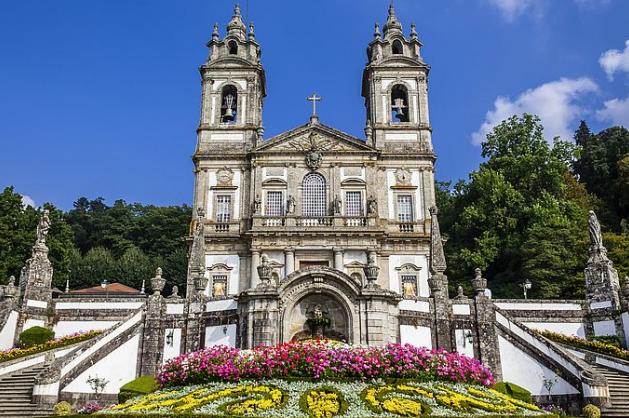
(36, 209), (51, 243)
(588, 210), (603, 248)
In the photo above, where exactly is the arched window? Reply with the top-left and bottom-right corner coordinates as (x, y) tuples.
(392, 40), (403, 55)
(221, 85), (238, 123)
(390, 84), (409, 123)
(228, 40), (238, 55)
(302, 173), (327, 218)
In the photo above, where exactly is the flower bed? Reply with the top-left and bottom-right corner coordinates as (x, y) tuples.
(101, 379), (551, 417)
(0, 330), (103, 364)
(539, 330), (629, 361)
(158, 341), (495, 388)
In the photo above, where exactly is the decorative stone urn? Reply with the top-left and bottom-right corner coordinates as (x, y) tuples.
(363, 253), (380, 288)
(194, 275), (209, 293)
(257, 255), (273, 288)
(151, 267), (166, 295)
(471, 268), (487, 297)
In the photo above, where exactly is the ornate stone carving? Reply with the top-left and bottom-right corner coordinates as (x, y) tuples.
(287, 195), (296, 214)
(367, 195), (378, 216)
(252, 195), (261, 214)
(36, 209), (51, 245)
(363, 252), (380, 288)
(588, 210), (607, 262)
(394, 168), (411, 185)
(257, 254), (273, 288)
(168, 285), (181, 299)
(216, 167), (234, 186)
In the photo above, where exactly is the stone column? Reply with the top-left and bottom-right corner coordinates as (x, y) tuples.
(140, 268), (166, 375)
(285, 248), (295, 277)
(334, 248), (344, 271)
(472, 269), (502, 380)
(250, 250), (260, 288)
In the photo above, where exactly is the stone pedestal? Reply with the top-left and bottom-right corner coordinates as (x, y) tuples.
(474, 293), (502, 380)
(358, 288), (401, 346)
(140, 293), (165, 375)
(237, 288), (281, 348)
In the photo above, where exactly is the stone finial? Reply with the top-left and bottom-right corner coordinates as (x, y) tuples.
(212, 23), (220, 41)
(471, 268), (488, 297)
(150, 267), (166, 296)
(257, 254), (273, 288)
(248, 22), (255, 40)
(140, 279), (145, 294)
(410, 23), (418, 40)
(373, 23), (381, 39)
(383, 3), (402, 36)
(226, 3), (246, 39)
(64, 279), (69, 293)
(455, 285), (467, 300)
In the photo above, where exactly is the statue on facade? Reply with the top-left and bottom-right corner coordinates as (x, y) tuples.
(333, 195), (342, 215)
(252, 195), (261, 214)
(367, 195), (378, 216)
(168, 285), (181, 299)
(287, 195), (296, 214)
(306, 304), (330, 338)
(36, 209), (51, 243)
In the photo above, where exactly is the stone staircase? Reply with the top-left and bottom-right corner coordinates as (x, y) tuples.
(0, 366), (52, 418)
(589, 363), (629, 418)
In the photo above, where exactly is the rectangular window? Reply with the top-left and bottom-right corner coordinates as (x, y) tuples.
(397, 195), (413, 222)
(345, 191), (362, 217)
(265, 191), (284, 216)
(211, 274), (228, 297)
(216, 195), (231, 223)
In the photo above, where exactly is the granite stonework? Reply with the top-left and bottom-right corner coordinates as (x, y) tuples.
(1, 4), (629, 413)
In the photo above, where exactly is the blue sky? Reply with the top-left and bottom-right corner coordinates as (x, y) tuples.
(1, 0), (628, 210)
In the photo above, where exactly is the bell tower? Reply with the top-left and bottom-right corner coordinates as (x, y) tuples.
(362, 5), (431, 152)
(196, 4), (266, 154)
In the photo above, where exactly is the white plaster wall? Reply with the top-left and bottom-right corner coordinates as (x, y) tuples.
(522, 322), (586, 338)
(207, 170), (242, 220)
(400, 325), (432, 348)
(398, 299), (430, 312)
(498, 335), (579, 395)
(166, 304), (185, 315)
(593, 320), (617, 336)
(54, 321), (117, 337)
(205, 254), (241, 295)
(452, 304), (471, 316)
(162, 328), (182, 363)
(411, 170), (423, 221)
(388, 255), (429, 297)
(0, 347), (74, 378)
(62, 335), (139, 395)
(0, 311), (18, 350)
(343, 251), (367, 273)
(23, 318), (45, 331)
(206, 299), (238, 312)
(455, 329), (474, 358)
(385, 169), (421, 221)
(494, 302), (582, 311)
(205, 324), (236, 347)
(386, 170), (395, 219)
(55, 302), (144, 310)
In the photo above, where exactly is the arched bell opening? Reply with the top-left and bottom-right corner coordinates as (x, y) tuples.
(390, 84), (410, 123)
(220, 85), (238, 124)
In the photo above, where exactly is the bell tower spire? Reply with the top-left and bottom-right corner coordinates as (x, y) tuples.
(361, 6), (430, 152)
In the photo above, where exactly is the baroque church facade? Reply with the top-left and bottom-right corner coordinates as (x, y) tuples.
(1, 5), (629, 413)
(189, 4), (440, 348)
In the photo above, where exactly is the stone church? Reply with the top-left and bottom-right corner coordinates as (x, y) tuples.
(188, 3), (437, 349)
(1, 4), (629, 415)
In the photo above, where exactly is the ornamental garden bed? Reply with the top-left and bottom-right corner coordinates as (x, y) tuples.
(98, 379), (552, 417)
(539, 330), (629, 362)
(0, 329), (102, 364)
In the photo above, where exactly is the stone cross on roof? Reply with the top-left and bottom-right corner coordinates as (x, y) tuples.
(307, 93), (322, 117)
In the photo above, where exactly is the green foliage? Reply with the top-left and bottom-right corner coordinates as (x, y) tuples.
(492, 382), (532, 404)
(540, 330), (629, 361)
(0, 330), (101, 363)
(18, 326), (54, 348)
(53, 401), (73, 416)
(582, 404), (601, 418)
(588, 335), (622, 348)
(119, 376), (158, 403)
(440, 114), (588, 298)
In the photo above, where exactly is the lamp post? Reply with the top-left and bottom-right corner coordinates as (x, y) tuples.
(522, 279), (532, 299)
(101, 278), (109, 300)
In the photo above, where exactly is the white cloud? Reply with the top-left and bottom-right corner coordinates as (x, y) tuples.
(487, 0), (610, 21)
(472, 77), (599, 144)
(596, 96), (629, 126)
(599, 40), (629, 80)
(487, 0), (539, 21)
(21, 194), (36, 208)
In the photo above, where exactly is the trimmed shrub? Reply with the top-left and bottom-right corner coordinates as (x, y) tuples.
(493, 381), (532, 403)
(18, 326), (54, 348)
(582, 404), (601, 418)
(53, 401), (72, 416)
(118, 375), (158, 403)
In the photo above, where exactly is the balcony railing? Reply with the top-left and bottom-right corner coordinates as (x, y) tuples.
(253, 215), (373, 229)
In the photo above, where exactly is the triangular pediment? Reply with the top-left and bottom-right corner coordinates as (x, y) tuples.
(255, 122), (376, 153)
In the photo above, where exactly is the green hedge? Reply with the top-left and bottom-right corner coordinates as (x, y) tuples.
(119, 376), (158, 403)
(539, 330), (629, 361)
(18, 326), (54, 348)
(0, 330), (102, 364)
(493, 381), (533, 403)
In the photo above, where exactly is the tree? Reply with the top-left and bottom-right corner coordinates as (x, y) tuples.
(442, 115), (589, 298)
